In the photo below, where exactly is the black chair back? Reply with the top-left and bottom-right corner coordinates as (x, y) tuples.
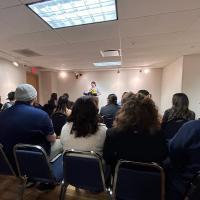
(112, 160), (165, 200)
(14, 144), (54, 182)
(51, 112), (67, 136)
(0, 144), (15, 176)
(60, 150), (107, 200)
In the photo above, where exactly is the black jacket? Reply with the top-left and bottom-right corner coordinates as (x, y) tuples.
(103, 127), (168, 172)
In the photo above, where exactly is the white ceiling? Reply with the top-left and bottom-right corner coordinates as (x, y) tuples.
(1, 0), (200, 71)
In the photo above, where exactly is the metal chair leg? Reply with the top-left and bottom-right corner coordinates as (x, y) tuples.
(59, 182), (67, 200)
(17, 176), (27, 200)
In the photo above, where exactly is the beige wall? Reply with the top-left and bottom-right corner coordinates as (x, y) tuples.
(39, 69), (163, 110)
(39, 71), (58, 104)
(0, 59), (26, 103)
(160, 57), (183, 114)
(182, 54), (200, 118)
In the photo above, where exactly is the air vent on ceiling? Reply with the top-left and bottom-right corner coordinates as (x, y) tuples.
(12, 49), (42, 57)
(100, 49), (121, 57)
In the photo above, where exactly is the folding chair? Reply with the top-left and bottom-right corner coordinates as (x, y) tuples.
(14, 144), (63, 197)
(0, 144), (16, 176)
(112, 160), (165, 200)
(60, 150), (111, 200)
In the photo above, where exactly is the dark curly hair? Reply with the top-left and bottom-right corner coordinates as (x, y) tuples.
(68, 96), (99, 137)
(114, 93), (160, 133)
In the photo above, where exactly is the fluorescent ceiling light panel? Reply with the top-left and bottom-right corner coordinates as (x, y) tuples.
(28, 0), (118, 29)
(93, 61), (121, 67)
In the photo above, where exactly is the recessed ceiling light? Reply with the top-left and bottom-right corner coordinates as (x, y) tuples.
(28, 0), (118, 29)
(144, 68), (150, 74)
(59, 71), (67, 78)
(93, 61), (121, 67)
(12, 61), (19, 67)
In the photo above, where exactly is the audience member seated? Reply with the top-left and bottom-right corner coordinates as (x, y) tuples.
(1, 91), (15, 111)
(43, 92), (58, 116)
(60, 96), (107, 155)
(100, 94), (120, 128)
(33, 101), (43, 110)
(63, 93), (74, 109)
(162, 93), (195, 140)
(117, 91), (128, 106)
(91, 96), (104, 123)
(0, 84), (61, 172)
(0, 96), (2, 110)
(166, 120), (200, 200)
(52, 95), (71, 137)
(103, 92), (167, 173)
(137, 89), (152, 98)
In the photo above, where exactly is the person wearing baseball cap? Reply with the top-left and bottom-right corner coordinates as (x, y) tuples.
(0, 83), (59, 174)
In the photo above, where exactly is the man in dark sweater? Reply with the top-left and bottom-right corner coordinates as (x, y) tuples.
(100, 94), (120, 128)
(167, 120), (200, 200)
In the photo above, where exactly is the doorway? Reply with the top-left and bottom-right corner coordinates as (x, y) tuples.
(26, 72), (39, 102)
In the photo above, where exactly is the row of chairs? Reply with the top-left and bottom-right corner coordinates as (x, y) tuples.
(0, 144), (198, 200)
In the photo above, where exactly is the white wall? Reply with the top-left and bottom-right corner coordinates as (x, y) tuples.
(182, 54), (200, 118)
(0, 59), (26, 103)
(160, 57), (183, 114)
(39, 68), (163, 110)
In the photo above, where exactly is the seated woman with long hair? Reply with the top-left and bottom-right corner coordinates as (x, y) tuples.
(103, 92), (167, 172)
(162, 93), (195, 122)
(54, 95), (71, 117)
(51, 96), (71, 137)
(60, 96), (107, 155)
(162, 93), (195, 140)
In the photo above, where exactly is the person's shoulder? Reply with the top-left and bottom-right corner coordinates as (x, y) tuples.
(106, 127), (121, 137)
(62, 122), (73, 131)
(98, 123), (107, 130)
(100, 105), (106, 111)
(164, 108), (172, 114)
(183, 120), (200, 128)
(27, 105), (49, 117)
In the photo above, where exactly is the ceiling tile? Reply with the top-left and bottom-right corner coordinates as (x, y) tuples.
(119, 9), (200, 37)
(118, 0), (200, 19)
(56, 21), (119, 43)
(0, 5), (51, 35)
(0, 31), (65, 51)
(0, 0), (21, 9)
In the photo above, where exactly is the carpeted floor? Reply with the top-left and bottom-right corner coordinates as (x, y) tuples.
(0, 175), (109, 200)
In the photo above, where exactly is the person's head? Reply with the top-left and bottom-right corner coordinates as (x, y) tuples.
(168, 93), (191, 121)
(121, 92), (135, 105)
(68, 96), (99, 137)
(172, 93), (189, 109)
(50, 93), (57, 101)
(91, 81), (96, 88)
(137, 90), (152, 98)
(114, 93), (160, 133)
(107, 94), (117, 105)
(15, 84), (37, 105)
(55, 95), (68, 113)
(7, 91), (15, 101)
(63, 93), (69, 99)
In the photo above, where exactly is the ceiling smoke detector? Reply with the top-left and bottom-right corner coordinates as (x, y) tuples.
(100, 49), (121, 57)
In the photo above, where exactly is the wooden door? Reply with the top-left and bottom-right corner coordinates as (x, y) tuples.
(26, 72), (39, 102)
